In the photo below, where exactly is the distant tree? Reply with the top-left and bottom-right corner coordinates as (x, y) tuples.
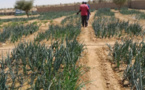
(113, 0), (127, 10)
(15, 0), (33, 17)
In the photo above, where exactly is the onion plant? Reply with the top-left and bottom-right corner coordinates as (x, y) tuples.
(0, 38), (83, 89)
(107, 38), (145, 89)
(93, 17), (142, 38)
(120, 7), (145, 20)
(35, 15), (81, 42)
(38, 11), (75, 20)
(95, 8), (114, 17)
(0, 23), (39, 42)
(120, 7), (141, 15)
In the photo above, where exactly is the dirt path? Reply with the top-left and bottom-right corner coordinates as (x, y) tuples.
(78, 11), (123, 90)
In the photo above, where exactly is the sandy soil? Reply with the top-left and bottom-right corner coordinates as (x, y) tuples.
(78, 11), (124, 90)
(138, 9), (145, 13)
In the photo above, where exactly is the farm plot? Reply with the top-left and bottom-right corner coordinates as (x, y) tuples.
(0, 11), (75, 24)
(0, 22), (39, 43)
(92, 8), (145, 90)
(118, 7), (145, 20)
(0, 11), (85, 90)
(0, 39), (83, 90)
(93, 9), (144, 39)
(72, 7), (145, 90)
(107, 38), (145, 90)
(93, 16), (143, 38)
(95, 8), (114, 17)
(35, 15), (81, 42)
(0, 8), (145, 90)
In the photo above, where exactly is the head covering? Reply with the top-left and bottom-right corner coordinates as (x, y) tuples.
(82, 1), (85, 4)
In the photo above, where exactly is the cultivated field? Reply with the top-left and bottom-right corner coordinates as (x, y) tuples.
(0, 8), (145, 90)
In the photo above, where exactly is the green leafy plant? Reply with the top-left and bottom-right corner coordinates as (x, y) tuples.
(15, 0), (33, 18)
(107, 38), (145, 89)
(0, 23), (39, 42)
(96, 8), (114, 17)
(0, 38), (84, 89)
(92, 16), (142, 38)
(35, 15), (81, 42)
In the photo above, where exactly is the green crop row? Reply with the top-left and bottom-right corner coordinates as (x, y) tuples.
(93, 17), (143, 38)
(61, 15), (78, 25)
(0, 11), (75, 24)
(138, 13), (145, 19)
(0, 17), (37, 23)
(120, 7), (145, 20)
(0, 38), (84, 89)
(120, 7), (140, 15)
(0, 23), (39, 42)
(107, 38), (145, 89)
(95, 8), (114, 17)
(38, 11), (75, 20)
(35, 15), (81, 42)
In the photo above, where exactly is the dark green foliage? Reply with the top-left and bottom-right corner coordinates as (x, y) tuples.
(108, 38), (145, 89)
(35, 15), (81, 42)
(0, 38), (83, 89)
(96, 8), (114, 17)
(0, 11), (75, 23)
(0, 17), (37, 23)
(0, 23), (39, 42)
(125, 24), (142, 35)
(120, 8), (145, 20)
(139, 13), (145, 19)
(0, 12), (84, 89)
(0, 27), (11, 42)
(120, 7), (141, 15)
(0, 60), (8, 90)
(92, 17), (142, 38)
(61, 15), (78, 25)
(38, 11), (75, 20)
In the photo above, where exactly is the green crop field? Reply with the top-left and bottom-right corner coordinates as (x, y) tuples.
(0, 5), (145, 90)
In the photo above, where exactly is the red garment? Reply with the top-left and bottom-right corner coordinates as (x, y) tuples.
(80, 4), (89, 16)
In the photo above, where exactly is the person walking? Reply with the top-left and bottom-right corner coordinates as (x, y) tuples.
(77, 1), (90, 27)
(85, 2), (90, 23)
